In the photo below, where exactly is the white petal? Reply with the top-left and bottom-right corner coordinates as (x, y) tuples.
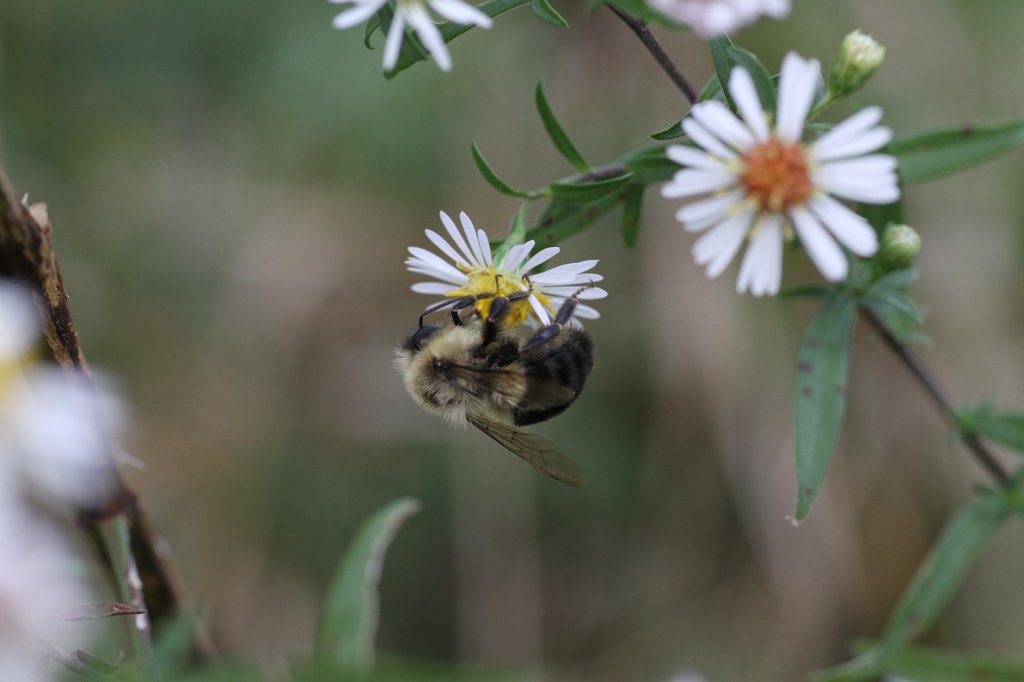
(439, 211), (477, 266)
(572, 303), (600, 319)
(812, 126), (892, 163)
(674, 189), (746, 232)
(528, 295), (551, 325)
(406, 265), (468, 285)
(692, 210), (755, 278)
(405, 5), (451, 72)
(424, 229), (469, 267)
(407, 246), (464, 276)
(728, 68), (770, 141)
(666, 144), (728, 172)
(0, 281), (39, 360)
(332, 1), (386, 29)
(775, 52), (819, 142)
(661, 168), (736, 198)
(807, 194), (879, 256)
(458, 211), (484, 266)
(382, 13), (406, 71)
(429, 0), (493, 27)
(736, 216), (783, 296)
(811, 107), (885, 155)
(411, 282), (458, 294)
(682, 117), (739, 161)
(818, 154), (898, 178)
(477, 229), (493, 266)
(692, 100), (757, 150)
(519, 246), (560, 273)
(791, 206), (848, 282)
(502, 241), (534, 273)
(814, 170), (900, 204)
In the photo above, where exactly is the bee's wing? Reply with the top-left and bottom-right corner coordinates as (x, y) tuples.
(444, 363), (576, 410)
(467, 414), (584, 487)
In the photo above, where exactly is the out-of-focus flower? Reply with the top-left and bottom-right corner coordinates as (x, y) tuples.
(0, 281), (122, 507)
(405, 211), (607, 327)
(330, 0), (492, 72)
(829, 30), (886, 99)
(646, 0), (790, 38)
(661, 52), (900, 296)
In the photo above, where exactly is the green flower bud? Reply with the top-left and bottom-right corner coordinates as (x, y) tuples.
(829, 30), (886, 99)
(879, 224), (921, 269)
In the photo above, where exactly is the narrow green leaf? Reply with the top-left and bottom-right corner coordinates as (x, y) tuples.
(958, 405), (1024, 454)
(709, 35), (738, 112)
(794, 293), (857, 522)
(889, 118), (1024, 185)
(697, 73), (723, 102)
(779, 284), (831, 300)
(724, 46), (776, 114)
(386, 0), (532, 78)
(364, 12), (381, 49)
(535, 83), (590, 172)
(850, 642), (1024, 681)
(619, 184), (644, 247)
(470, 143), (535, 199)
(492, 204), (529, 265)
(877, 497), (1009, 659)
(316, 498), (422, 672)
(526, 191), (623, 246)
(549, 173), (632, 204)
(621, 146), (677, 184)
(650, 118), (685, 141)
(530, 0), (569, 27)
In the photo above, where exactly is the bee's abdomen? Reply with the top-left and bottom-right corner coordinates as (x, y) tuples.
(513, 327), (594, 426)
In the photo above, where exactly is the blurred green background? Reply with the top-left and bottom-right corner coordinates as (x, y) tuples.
(2, 1), (1024, 679)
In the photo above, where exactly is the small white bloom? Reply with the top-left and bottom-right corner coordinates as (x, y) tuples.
(330, 0), (492, 72)
(647, 0), (790, 38)
(661, 52), (900, 296)
(405, 211), (607, 327)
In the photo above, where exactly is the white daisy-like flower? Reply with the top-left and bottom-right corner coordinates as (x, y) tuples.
(405, 211), (608, 327)
(661, 51), (900, 296)
(647, 0), (790, 38)
(330, 0), (492, 72)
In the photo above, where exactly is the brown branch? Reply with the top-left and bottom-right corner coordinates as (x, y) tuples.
(606, 3), (698, 104)
(0, 164), (218, 663)
(861, 306), (1011, 487)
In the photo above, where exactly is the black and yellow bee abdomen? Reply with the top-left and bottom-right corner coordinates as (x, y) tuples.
(513, 327), (594, 426)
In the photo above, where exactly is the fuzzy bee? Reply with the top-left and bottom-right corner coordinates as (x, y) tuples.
(395, 284), (595, 486)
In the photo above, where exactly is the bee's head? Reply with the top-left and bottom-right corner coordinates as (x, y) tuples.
(401, 325), (441, 353)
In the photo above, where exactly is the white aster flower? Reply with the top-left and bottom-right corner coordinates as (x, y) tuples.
(661, 51), (900, 296)
(405, 211), (608, 327)
(647, 0), (790, 38)
(330, 0), (492, 72)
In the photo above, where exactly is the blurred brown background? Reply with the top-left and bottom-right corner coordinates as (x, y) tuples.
(1, 1), (1023, 679)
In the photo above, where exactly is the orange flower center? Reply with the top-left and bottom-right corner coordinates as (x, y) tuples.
(738, 138), (813, 213)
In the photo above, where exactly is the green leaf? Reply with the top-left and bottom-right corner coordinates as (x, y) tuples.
(621, 146), (677, 184)
(697, 73), (724, 102)
(530, 0), (569, 27)
(889, 118), (1024, 185)
(548, 172), (633, 204)
(723, 46), (776, 114)
(957, 405), (1024, 454)
(492, 204), (529, 265)
(876, 497), (1008, 659)
(316, 498), (422, 672)
(854, 642), (1024, 681)
(364, 12), (381, 49)
(709, 35), (738, 112)
(779, 284), (832, 300)
(470, 143), (536, 199)
(794, 293), (858, 523)
(619, 184), (643, 247)
(526, 191), (623, 246)
(650, 118), (685, 141)
(535, 82), (590, 172)
(386, 0), (532, 78)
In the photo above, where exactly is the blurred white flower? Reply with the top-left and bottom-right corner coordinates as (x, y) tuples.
(330, 0), (492, 72)
(647, 0), (790, 37)
(661, 52), (899, 296)
(0, 280), (123, 507)
(406, 210), (608, 327)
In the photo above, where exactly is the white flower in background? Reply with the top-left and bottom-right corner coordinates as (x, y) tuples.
(647, 0), (790, 37)
(405, 211), (607, 327)
(661, 52), (899, 296)
(330, 0), (492, 72)
(0, 281), (122, 507)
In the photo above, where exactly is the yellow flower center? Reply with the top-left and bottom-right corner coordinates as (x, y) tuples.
(447, 266), (554, 328)
(739, 138), (813, 213)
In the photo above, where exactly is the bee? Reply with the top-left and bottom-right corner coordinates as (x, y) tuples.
(394, 281), (595, 486)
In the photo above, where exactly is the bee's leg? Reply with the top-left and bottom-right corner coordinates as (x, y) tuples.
(418, 295), (477, 328)
(521, 283), (595, 351)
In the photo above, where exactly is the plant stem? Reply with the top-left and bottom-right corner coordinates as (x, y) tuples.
(606, 3), (698, 104)
(861, 306), (1011, 487)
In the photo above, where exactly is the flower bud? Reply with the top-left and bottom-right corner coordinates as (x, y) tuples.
(878, 224), (921, 269)
(829, 30), (886, 98)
